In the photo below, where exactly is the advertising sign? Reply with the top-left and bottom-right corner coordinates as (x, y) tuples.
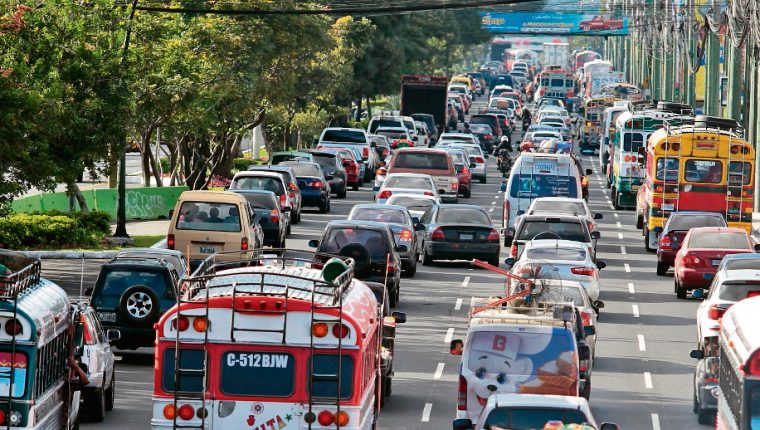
(589, 72), (624, 97)
(481, 12), (629, 35)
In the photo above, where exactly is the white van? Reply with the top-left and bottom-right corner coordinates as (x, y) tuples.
(599, 101), (630, 171)
(501, 153), (582, 245)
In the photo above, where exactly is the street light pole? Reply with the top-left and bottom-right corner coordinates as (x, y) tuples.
(114, 0), (139, 238)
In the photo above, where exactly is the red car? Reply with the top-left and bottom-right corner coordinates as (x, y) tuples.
(655, 212), (727, 276)
(579, 16), (624, 31)
(674, 227), (758, 298)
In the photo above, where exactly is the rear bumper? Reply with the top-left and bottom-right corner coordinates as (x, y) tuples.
(656, 249), (677, 265)
(677, 267), (716, 289)
(427, 242), (500, 260)
(300, 190), (328, 206)
(697, 385), (719, 410)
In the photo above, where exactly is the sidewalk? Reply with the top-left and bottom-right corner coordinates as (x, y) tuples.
(110, 219), (170, 237)
(753, 213), (760, 243)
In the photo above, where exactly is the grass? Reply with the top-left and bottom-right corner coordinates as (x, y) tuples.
(20, 235), (165, 251)
(128, 235), (165, 248)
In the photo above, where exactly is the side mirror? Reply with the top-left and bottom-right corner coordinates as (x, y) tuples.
(395, 245), (408, 253)
(391, 311), (406, 324)
(500, 182), (507, 192)
(754, 243), (760, 253)
(307, 239), (320, 248)
(516, 210), (525, 216)
(412, 136), (419, 142)
(596, 260), (607, 270)
(326, 175), (334, 180)
(372, 186), (380, 192)
(591, 231), (601, 240)
(504, 257), (515, 267)
(450, 339), (464, 355)
(484, 154), (490, 159)
(585, 168), (593, 175)
(653, 226), (663, 234)
(415, 223), (426, 231)
(84, 287), (93, 296)
(453, 419), (474, 430)
(692, 289), (705, 299)
(690, 349), (705, 360)
(593, 300), (605, 309)
(282, 206), (292, 213)
(411, 217), (420, 224)
(578, 344), (591, 361)
(600, 424), (620, 430)
(583, 325), (596, 337)
(594, 212), (603, 220)
(106, 329), (121, 344)
(470, 163), (477, 168)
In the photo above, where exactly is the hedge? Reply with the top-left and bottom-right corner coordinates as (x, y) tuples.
(0, 211), (111, 249)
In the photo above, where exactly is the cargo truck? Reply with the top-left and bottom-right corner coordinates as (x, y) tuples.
(543, 42), (569, 68)
(400, 75), (450, 136)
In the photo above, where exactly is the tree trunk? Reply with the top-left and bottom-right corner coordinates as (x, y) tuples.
(366, 95), (372, 118)
(66, 181), (89, 213)
(355, 96), (362, 122)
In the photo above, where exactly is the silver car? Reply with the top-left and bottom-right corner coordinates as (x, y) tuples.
(526, 197), (603, 234)
(80, 305), (120, 422)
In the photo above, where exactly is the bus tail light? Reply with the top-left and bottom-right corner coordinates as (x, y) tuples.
(163, 404), (177, 419)
(173, 316), (190, 332)
(312, 323), (329, 338)
(336, 411), (350, 426)
(332, 324), (349, 338)
(318, 411), (334, 426)
(167, 234), (175, 250)
(5, 318), (22, 336)
(457, 375), (467, 410)
(193, 317), (209, 332)
(178, 404), (195, 420)
(0, 410), (5, 425)
(746, 350), (760, 376)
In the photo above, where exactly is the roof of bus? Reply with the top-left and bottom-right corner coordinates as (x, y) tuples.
(720, 295), (760, 366)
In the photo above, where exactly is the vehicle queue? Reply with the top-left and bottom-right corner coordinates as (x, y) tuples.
(2, 45), (760, 430)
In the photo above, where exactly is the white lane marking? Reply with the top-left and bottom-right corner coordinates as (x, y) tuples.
(644, 372), (653, 389)
(488, 208), (494, 213)
(434, 363), (445, 379)
(613, 213), (619, 218)
(610, 204), (615, 210)
(624, 263), (631, 273)
(651, 413), (661, 430)
(628, 282), (635, 294)
(462, 276), (470, 287)
(620, 246), (627, 255)
(421, 403), (433, 422)
(618, 232), (624, 240)
(444, 328), (455, 343)
(638, 334), (646, 351)
(632, 304), (640, 317)
(455, 298), (463, 310)
(491, 200), (497, 205)
(616, 221), (622, 228)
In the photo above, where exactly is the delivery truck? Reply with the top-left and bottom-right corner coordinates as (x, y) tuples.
(400, 75), (450, 136)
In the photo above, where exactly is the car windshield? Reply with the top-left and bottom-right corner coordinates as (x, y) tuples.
(322, 129), (365, 143)
(394, 153), (450, 170)
(517, 221), (587, 242)
(451, 145), (479, 157)
(483, 407), (590, 430)
(688, 232), (748, 249)
(436, 207), (490, 225)
(320, 227), (389, 259)
(387, 196), (435, 213)
(351, 208), (408, 224)
(718, 281), (760, 301)
(531, 201), (586, 216)
(724, 258), (760, 270)
(101, 269), (170, 297)
(510, 174), (579, 199)
(369, 119), (402, 133)
(175, 202), (243, 232)
(534, 287), (586, 307)
(233, 176), (284, 194)
(281, 163), (322, 177)
(312, 155), (336, 172)
(667, 215), (726, 232)
(526, 247), (587, 261)
(236, 193), (276, 210)
(384, 176), (432, 190)
(271, 154), (308, 164)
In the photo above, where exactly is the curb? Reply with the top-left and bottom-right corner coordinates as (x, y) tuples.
(24, 251), (119, 259)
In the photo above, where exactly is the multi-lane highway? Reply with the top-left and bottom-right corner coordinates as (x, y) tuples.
(34, 99), (708, 430)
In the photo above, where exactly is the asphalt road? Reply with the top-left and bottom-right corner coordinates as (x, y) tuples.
(37, 97), (708, 430)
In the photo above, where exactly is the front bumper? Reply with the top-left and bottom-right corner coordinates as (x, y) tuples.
(427, 241), (499, 260)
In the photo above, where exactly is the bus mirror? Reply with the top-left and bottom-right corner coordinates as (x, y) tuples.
(74, 321), (85, 349)
(450, 339), (464, 355)
(591, 231), (601, 240)
(585, 168), (593, 175)
(600, 424), (620, 430)
(391, 312), (406, 324)
(754, 243), (760, 253)
(107, 329), (122, 344)
(594, 212), (603, 220)
(690, 349), (705, 360)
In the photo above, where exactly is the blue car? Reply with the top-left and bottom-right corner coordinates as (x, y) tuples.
(280, 161), (331, 213)
(232, 189), (288, 248)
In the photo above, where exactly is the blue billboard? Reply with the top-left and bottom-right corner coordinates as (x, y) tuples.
(481, 12), (629, 35)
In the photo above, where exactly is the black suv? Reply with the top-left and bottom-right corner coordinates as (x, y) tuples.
(88, 253), (180, 349)
(309, 220), (404, 307)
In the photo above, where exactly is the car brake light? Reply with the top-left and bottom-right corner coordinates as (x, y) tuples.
(400, 229), (413, 241)
(167, 234), (175, 250)
(571, 266), (597, 276)
(387, 263), (397, 273)
(452, 182), (458, 190)
(378, 190), (392, 199)
(704, 377), (718, 383)
(475, 156), (485, 163)
(708, 304), (726, 320)
(746, 350), (760, 376)
(279, 193), (287, 208)
(457, 375), (467, 410)
(510, 243), (518, 257)
(682, 253), (700, 266)
(377, 167), (387, 176)
(484, 134), (493, 140)
(424, 191), (434, 196)
(659, 235), (672, 250)
(580, 310), (592, 327)
(241, 237), (249, 251)
(362, 147), (369, 158)
(431, 227), (446, 241)
(270, 209), (280, 223)
(487, 228), (500, 242)
(310, 180), (324, 188)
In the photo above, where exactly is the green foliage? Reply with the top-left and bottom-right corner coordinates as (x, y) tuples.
(0, 213), (107, 249)
(233, 158), (262, 172)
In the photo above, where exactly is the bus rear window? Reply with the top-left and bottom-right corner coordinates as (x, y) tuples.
(162, 349), (205, 393)
(0, 352), (27, 398)
(729, 161), (752, 185)
(685, 159), (723, 183)
(510, 174), (578, 199)
(309, 354), (354, 400)
(623, 133), (645, 152)
(221, 351), (295, 397)
(550, 79), (564, 87)
(656, 158), (679, 181)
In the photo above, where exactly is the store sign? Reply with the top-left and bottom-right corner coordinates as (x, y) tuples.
(480, 12), (629, 35)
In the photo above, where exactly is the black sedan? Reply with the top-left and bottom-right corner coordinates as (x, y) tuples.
(280, 161), (331, 213)
(309, 220), (404, 307)
(347, 203), (423, 277)
(418, 204), (501, 266)
(232, 189), (288, 248)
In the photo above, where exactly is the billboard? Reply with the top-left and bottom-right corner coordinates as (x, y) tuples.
(481, 12), (629, 35)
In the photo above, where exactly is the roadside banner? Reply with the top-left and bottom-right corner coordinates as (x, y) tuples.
(481, 12), (629, 35)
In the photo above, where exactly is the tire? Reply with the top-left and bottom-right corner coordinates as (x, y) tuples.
(118, 285), (160, 325)
(656, 262), (668, 276)
(697, 409), (714, 425)
(278, 236), (287, 248)
(488, 257), (500, 267)
(105, 371), (115, 411)
(383, 377), (392, 398)
(693, 387), (699, 414)
(84, 388), (106, 422)
(407, 260), (417, 277)
(612, 187), (621, 210)
(352, 184), (359, 191)
(479, 176), (486, 184)
(388, 284), (399, 308)
(287, 223), (291, 235)
(422, 251), (434, 266)
(318, 201), (328, 214)
(337, 187), (347, 199)
(294, 210), (301, 224)
(636, 213), (644, 230)
(675, 277), (687, 299)
(644, 229), (655, 252)
(463, 188), (472, 198)
(580, 380), (591, 400)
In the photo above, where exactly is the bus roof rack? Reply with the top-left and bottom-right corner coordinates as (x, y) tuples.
(693, 115), (742, 133)
(656, 101), (694, 116)
(0, 249), (42, 299)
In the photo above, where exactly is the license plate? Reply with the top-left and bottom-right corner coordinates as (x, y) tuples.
(97, 312), (116, 322)
(661, 203), (674, 211)
(460, 234), (474, 240)
(703, 273), (714, 280)
(200, 245), (216, 254)
(712, 259), (722, 266)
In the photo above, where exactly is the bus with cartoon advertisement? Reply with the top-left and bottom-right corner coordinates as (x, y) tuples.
(151, 250), (388, 430)
(0, 250), (84, 429)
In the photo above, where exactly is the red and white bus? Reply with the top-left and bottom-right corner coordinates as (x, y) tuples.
(151, 251), (383, 430)
(535, 69), (575, 101)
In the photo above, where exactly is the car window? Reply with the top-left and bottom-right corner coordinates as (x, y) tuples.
(321, 228), (389, 259)
(510, 174), (579, 199)
(100, 269), (171, 298)
(394, 152), (450, 171)
(531, 201), (586, 216)
(271, 154), (308, 164)
(385, 176), (432, 190)
(724, 258), (760, 270)
(236, 193), (277, 210)
(526, 247), (587, 261)
(387, 197), (435, 214)
(517, 221), (587, 242)
(176, 202), (242, 232)
(667, 215), (726, 231)
(233, 176), (285, 194)
(688, 231), (749, 249)
(718, 281), (760, 301)
(369, 119), (402, 134)
(322, 129), (365, 143)
(483, 407), (589, 430)
(351, 208), (408, 224)
(534, 287), (585, 307)
(280, 163), (322, 177)
(436, 207), (490, 225)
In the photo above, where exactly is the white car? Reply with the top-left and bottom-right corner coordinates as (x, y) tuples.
(414, 121), (431, 147)
(449, 83), (472, 101)
(375, 172), (438, 204)
(507, 239), (607, 304)
(80, 305), (119, 421)
(695, 269), (760, 352)
(526, 197), (603, 233)
(442, 143), (487, 184)
(489, 85), (514, 99)
(385, 193), (441, 219)
(454, 393), (619, 430)
(438, 132), (480, 146)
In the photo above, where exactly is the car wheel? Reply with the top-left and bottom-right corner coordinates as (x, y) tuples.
(119, 285), (160, 325)
(388, 285), (398, 308)
(463, 188), (471, 198)
(352, 184), (359, 191)
(488, 256), (500, 267)
(84, 388), (106, 422)
(675, 277), (687, 299)
(422, 251), (434, 266)
(279, 236), (287, 248)
(636, 213), (644, 230)
(287, 223), (291, 235)
(294, 210), (301, 224)
(318, 201), (328, 214)
(105, 371), (115, 411)
(697, 409), (714, 425)
(656, 262), (668, 276)
(479, 176), (486, 184)
(644, 229), (655, 252)
(383, 376), (392, 398)
(338, 187), (347, 199)
(407, 261), (417, 277)
(580, 379), (591, 400)
(693, 386), (699, 414)
(611, 187), (621, 210)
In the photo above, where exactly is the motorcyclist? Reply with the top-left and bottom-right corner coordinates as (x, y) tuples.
(522, 108), (532, 129)
(494, 134), (513, 154)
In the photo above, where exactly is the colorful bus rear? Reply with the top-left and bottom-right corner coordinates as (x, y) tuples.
(152, 251), (382, 430)
(536, 70), (574, 101)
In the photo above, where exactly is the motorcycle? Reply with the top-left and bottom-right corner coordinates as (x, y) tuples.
(497, 148), (512, 177)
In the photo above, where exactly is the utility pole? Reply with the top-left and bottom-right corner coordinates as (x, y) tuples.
(114, 0), (139, 238)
